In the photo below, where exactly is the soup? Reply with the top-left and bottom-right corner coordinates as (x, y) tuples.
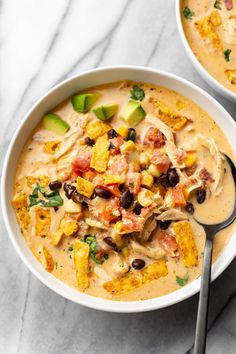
(12, 80), (235, 301)
(182, 0), (236, 94)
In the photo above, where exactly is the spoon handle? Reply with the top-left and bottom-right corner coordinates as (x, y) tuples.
(194, 238), (213, 354)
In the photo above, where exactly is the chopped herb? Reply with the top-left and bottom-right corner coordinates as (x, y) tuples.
(68, 245), (74, 252)
(129, 182), (135, 187)
(214, 1), (221, 10)
(29, 183), (63, 208)
(176, 274), (189, 287)
(183, 6), (195, 20)
(83, 235), (108, 264)
(130, 85), (145, 101)
(224, 49), (231, 62)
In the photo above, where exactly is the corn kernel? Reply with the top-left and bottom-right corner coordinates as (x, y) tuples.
(115, 221), (123, 233)
(147, 164), (162, 177)
(137, 189), (154, 207)
(185, 152), (197, 168)
(141, 171), (154, 188)
(120, 141), (136, 154)
(139, 152), (150, 169)
(117, 126), (128, 138)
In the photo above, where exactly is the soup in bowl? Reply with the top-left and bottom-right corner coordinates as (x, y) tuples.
(2, 67), (236, 312)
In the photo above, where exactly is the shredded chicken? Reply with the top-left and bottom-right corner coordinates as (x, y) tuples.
(139, 216), (157, 242)
(156, 209), (188, 221)
(111, 254), (130, 276)
(130, 240), (166, 260)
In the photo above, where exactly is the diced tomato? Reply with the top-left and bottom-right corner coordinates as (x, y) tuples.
(141, 203), (156, 217)
(82, 170), (96, 182)
(172, 184), (186, 207)
(122, 210), (145, 232)
(159, 231), (179, 257)
(101, 184), (121, 197)
(199, 168), (214, 186)
(100, 197), (121, 223)
(72, 146), (92, 174)
(143, 127), (165, 148)
(175, 149), (186, 164)
(109, 136), (124, 155)
(126, 173), (142, 195)
(150, 150), (171, 173)
(108, 155), (129, 175)
(224, 0), (233, 10)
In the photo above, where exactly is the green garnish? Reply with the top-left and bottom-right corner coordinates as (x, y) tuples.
(176, 274), (189, 287)
(183, 6), (195, 20)
(68, 245), (74, 252)
(130, 85), (145, 101)
(214, 1), (221, 10)
(224, 49), (231, 62)
(83, 235), (108, 264)
(29, 183), (63, 208)
(129, 182), (135, 187)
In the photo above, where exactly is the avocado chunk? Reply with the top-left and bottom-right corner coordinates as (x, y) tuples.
(93, 104), (118, 121)
(71, 93), (100, 113)
(43, 113), (70, 136)
(120, 99), (146, 127)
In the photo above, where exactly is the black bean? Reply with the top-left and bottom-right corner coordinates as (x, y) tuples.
(84, 137), (95, 146)
(63, 183), (76, 199)
(132, 259), (145, 270)
(49, 180), (62, 190)
(185, 202), (195, 214)
(118, 183), (125, 192)
(126, 128), (136, 142)
(104, 237), (117, 250)
(94, 186), (112, 199)
(71, 191), (83, 204)
(196, 189), (206, 204)
(120, 189), (134, 209)
(54, 207), (59, 212)
(167, 169), (179, 187)
(133, 203), (142, 215)
(160, 220), (171, 230)
(107, 129), (118, 139)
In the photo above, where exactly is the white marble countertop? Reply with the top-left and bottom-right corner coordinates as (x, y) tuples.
(1, 0), (236, 353)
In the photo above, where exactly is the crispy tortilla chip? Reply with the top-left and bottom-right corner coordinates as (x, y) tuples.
(12, 194), (30, 230)
(51, 228), (64, 246)
(60, 219), (79, 236)
(42, 246), (54, 272)
(103, 259), (168, 295)
(225, 70), (236, 84)
(74, 240), (90, 290)
(173, 221), (198, 267)
(90, 134), (110, 172)
(44, 141), (61, 154)
(155, 101), (188, 131)
(76, 176), (95, 198)
(35, 206), (51, 237)
(103, 175), (125, 185)
(26, 175), (50, 188)
(195, 12), (222, 51)
(85, 120), (111, 140)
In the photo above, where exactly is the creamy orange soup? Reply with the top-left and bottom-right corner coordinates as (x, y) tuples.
(12, 81), (235, 301)
(182, 0), (236, 94)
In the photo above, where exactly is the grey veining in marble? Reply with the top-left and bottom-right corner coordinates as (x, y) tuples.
(1, 0), (236, 353)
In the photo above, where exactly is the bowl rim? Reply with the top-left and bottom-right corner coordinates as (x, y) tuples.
(1, 65), (236, 313)
(175, 0), (236, 102)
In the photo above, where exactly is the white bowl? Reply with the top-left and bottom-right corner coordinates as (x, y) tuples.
(176, 0), (236, 103)
(1, 66), (236, 312)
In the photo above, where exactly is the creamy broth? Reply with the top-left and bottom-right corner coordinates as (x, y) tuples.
(12, 81), (235, 301)
(182, 0), (236, 94)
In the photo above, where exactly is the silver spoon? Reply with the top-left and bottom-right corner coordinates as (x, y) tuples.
(194, 155), (236, 354)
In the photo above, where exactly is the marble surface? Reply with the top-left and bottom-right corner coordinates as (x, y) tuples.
(1, 0), (236, 353)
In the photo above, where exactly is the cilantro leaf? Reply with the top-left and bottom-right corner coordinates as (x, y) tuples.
(83, 235), (108, 264)
(183, 6), (195, 20)
(224, 49), (231, 62)
(130, 85), (145, 101)
(29, 183), (63, 208)
(214, 1), (221, 10)
(176, 274), (189, 287)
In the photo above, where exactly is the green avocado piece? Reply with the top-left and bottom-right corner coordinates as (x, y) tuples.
(71, 93), (100, 112)
(120, 99), (146, 127)
(93, 104), (118, 120)
(43, 113), (70, 136)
